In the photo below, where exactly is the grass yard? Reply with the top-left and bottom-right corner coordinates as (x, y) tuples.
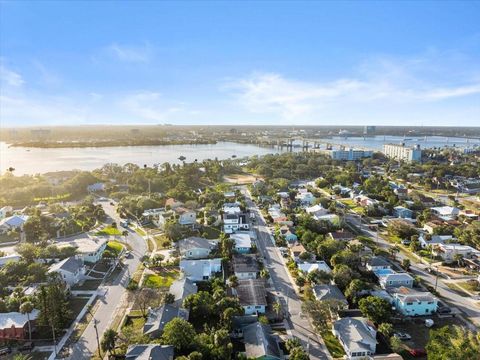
(201, 225), (221, 239)
(321, 330), (345, 358)
(143, 268), (179, 288)
(153, 234), (171, 249)
(457, 280), (480, 293)
(134, 226), (146, 236)
(71, 279), (102, 291)
(96, 225), (122, 236)
(0, 233), (18, 243)
(67, 297), (90, 322)
(106, 240), (124, 254)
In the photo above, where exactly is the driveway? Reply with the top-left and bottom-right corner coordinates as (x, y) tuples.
(67, 200), (148, 359)
(242, 188), (331, 360)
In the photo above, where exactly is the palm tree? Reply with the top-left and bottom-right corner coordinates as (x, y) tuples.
(389, 245), (400, 261)
(20, 301), (34, 341)
(101, 328), (118, 356)
(273, 301), (282, 319)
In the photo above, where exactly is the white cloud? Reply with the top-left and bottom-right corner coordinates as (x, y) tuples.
(0, 64), (24, 87)
(227, 54), (480, 119)
(106, 42), (152, 63)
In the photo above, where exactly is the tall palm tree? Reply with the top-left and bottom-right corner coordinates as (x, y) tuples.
(101, 328), (118, 356)
(20, 301), (34, 341)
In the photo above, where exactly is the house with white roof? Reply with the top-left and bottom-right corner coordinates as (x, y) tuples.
(332, 317), (377, 360)
(418, 234), (454, 249)
(0, 310), (40, 340)
(375, 270), (414, 289)
(296, 191), (315, 205)
(168, 277), (198, 307)
(0, 206), (13, 220)
(48, 256), (86, 288)
(0, 254), (21, 267)
(298, 261), (332, 274)
(366, 256), (391, 272)
(0, 215), (29, 234)
(125, 344), (174, 360)
(231, 233), (252, 253)
(433, 243), (480, 263)
(313, 284), (348, 307)
(57, 236), (107, 263)
(179, 258), (222, 281)
(431, 206), (460, 220)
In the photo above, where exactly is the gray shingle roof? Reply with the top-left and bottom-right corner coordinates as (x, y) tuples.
(178, 236), (213, 252)
(313, 284), (348, 304)
(143, 305), (188, 338)
(243, 322), (281, 359)
(48, 256), (83, 274)
(333, 317), (377, 353)
(367, 256), (390, 267)
(169, 277), (198, 305)
(125, 344), (174, 360)
(233, 254), (259, 274)
(236, 279), (267, 306)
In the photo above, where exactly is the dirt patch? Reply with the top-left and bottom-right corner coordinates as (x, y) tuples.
(223, 173), (260, 184)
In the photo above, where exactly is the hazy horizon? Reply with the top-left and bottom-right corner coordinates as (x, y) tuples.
(1, 1), (479, 127)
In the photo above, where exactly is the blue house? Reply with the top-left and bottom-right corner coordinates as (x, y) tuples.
(231, 233), (252, 254)
(391, 286), (437, 316)
(393, 206), (413, 219)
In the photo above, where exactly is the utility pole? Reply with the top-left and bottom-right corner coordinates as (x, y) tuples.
(93, 318), (102, 359)
(434, 266), (439, 293)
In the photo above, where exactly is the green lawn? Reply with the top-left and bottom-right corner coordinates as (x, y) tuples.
(71, 279), (103, 291)
(201, 226), (221, 239)
(143, 269), (179, 288)
(321, 330), (345, 358)
(457, 281), (480, 293)
(106, 240), (124, 254)
(0, 233), (18, 243)
(96, 226), (122, 236)
(153, 234), (171, 249)
(134, 227), (147, 236)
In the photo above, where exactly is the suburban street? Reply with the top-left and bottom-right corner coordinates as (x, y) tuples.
(346, 214), (480, 329)
(67, 201), (148, 359)
(242, 188), (331, 360)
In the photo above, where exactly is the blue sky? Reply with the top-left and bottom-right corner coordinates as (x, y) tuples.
(1, 1), (479, 127)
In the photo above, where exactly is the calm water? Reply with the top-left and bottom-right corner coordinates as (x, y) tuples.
(0, 141), (282, 175)
(1, 135), (478, 175)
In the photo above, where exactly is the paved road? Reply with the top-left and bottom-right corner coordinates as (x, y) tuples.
(67, 200), (147, 359)
(346, 214), (480, 329)
(242, 188), (330, 360)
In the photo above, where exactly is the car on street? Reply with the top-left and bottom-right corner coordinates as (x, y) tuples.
(408, 348), (427, 357)
(124, 251), (132, 258)
(437, 303), (452, 314)
(0, 347), (12, 356)
(394, 332), (412, 340)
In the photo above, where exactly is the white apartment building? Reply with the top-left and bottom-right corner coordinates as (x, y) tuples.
(383, 144), (422, 162)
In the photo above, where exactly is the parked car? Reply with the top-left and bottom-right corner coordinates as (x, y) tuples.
(19, 342), (34, 352)
(124, 251), (132, 258)
(401, 239), (411, 245)
(394, 332), (412, 340)
(425, 319), (434, 328)
(0, 347), (12, 356)
(437, 304), (452, 314)
(409, 348), (427, 357)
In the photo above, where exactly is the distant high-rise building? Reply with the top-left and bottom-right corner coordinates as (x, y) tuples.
(363, 126), (376, 135)
(383, 144), (422, 162)
(329, 148), (373, 161)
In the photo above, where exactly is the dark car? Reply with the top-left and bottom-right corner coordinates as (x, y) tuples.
(19, 342), (35, 352)
(409, 348), (427, 357)
(0, 347), (12, 356)
(438, 306), (452, 314)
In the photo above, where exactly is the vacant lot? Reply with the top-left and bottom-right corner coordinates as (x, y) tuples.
(106, 240), (124, 254)
(143, 268), (179, 288)
(223, 173), (259, 184)
(96, 226), (122, 236)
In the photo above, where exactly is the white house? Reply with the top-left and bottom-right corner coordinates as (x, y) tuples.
(0, 206), (13, 220)
(57, 236), (107, 263)
(0, 254), (21, 267)
(173, 207), (197, 226)
(376, 271), (414, 289)
(0, 215), (29, 234)
(48, 256), (86, 288)
(235, 279), (267, 315)
(418, 235), (453, 249)
(179, 258), (222, 281)
(431, 206), (460, 220)
(296, 191), (315, 205)
(332, 317), (377, 360)
(306, 204), (329, 217)
(223, 213), (249, 234)
(433, 243), (480, 263)
(177, 236), (215, 259)
(233, 254), (260, 280)
(366, 256), (391, 272)
(298, 261), (332, 274)
(231, 233), (252, 253)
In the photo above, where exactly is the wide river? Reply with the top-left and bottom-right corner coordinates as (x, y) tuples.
(0, 141), (283, 175)
(1, 135), (478, 175)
